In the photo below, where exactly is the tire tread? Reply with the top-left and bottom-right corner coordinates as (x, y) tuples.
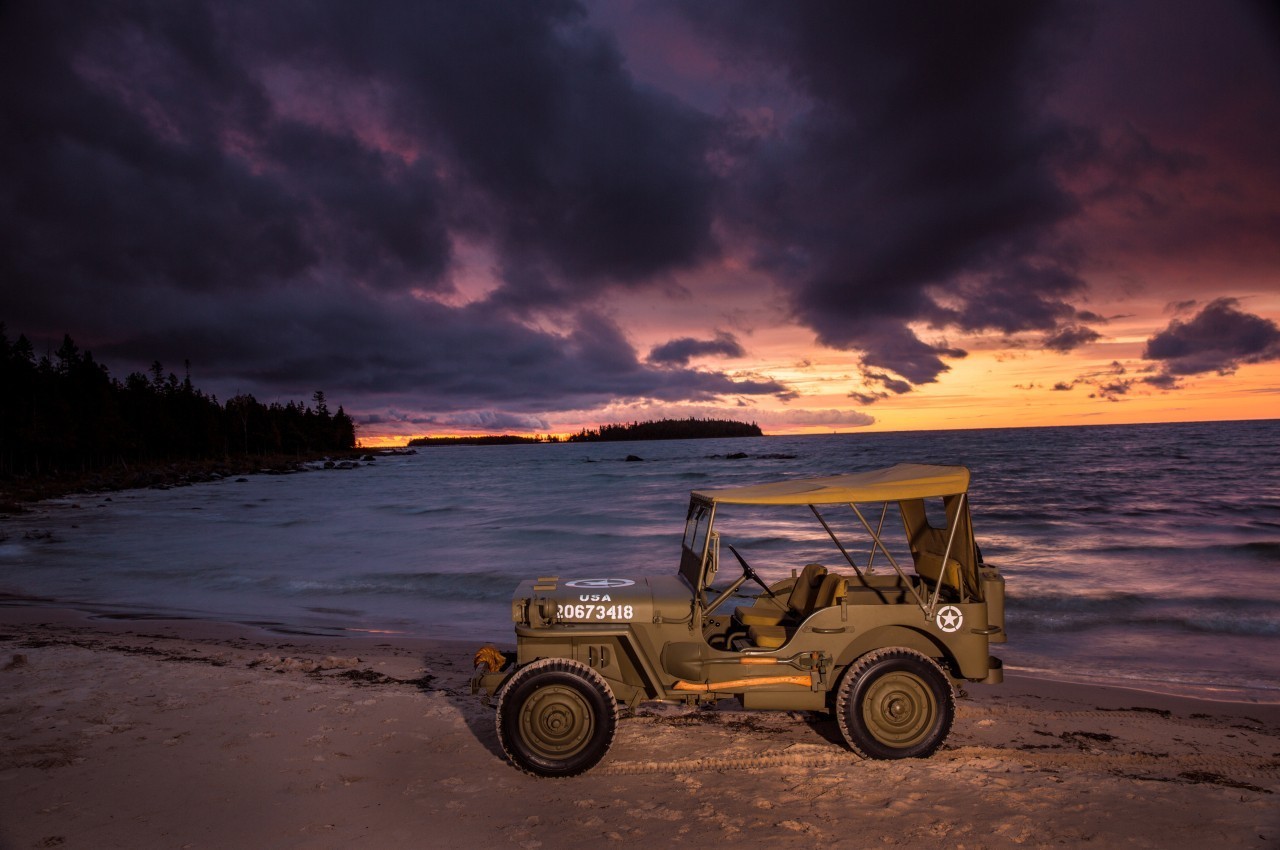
(495, 657), (618, 777)
(835, 647), (955, 760)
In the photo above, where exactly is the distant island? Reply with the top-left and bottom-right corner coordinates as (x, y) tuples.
(409, 417), (763, 447)
(568, 418), (762, 442)
(408, 434), (547, 447)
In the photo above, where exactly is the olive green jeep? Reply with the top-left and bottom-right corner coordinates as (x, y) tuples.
(473, 463), (1006, 777)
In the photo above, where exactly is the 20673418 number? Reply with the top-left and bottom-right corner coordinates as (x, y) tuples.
(556, 603), (634, 621)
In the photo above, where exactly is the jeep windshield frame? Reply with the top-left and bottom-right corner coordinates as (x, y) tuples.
(679, 495), (717, 591)
(686, 463), (979, 618)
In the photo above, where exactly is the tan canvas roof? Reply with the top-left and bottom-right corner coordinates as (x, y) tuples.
(692, 463), (969, 506)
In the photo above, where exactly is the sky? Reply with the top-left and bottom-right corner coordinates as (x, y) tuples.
(2, 0), (1279, 445)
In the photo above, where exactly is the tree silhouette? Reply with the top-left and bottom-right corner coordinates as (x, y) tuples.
(0, 325), (358, 480)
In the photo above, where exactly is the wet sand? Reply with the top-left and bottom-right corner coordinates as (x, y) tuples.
(2, 605), (1277, 849)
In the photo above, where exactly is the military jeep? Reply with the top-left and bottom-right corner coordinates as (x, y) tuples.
(473, 463), (1006, 777)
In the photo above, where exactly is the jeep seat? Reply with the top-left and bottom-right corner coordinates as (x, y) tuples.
(914, 548), (963, 596)
(734, 563), (827, 628)
(845, 572), (915, 604)
(748, 572), (847, 649)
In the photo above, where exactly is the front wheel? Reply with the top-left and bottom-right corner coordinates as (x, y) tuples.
(835, 647), (955, 759)
(496, 658), (617, 777)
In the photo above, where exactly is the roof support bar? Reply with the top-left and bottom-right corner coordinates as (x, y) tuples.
(810, 505), (864, 578)
(865, 502), (890, 575)
(849, 503), (929, 613)
(926, 493), (968, 612)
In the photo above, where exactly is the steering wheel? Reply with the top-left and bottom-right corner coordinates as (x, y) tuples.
(725, 543), (778, 599)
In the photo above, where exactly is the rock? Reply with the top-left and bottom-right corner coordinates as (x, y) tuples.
(625, 455), (644, 462)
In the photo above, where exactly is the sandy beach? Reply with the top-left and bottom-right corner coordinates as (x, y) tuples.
(1, 606), (1276, 849)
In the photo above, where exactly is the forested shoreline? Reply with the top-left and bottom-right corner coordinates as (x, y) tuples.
(1, 325), (356, 497)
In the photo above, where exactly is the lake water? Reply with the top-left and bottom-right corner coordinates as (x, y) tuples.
(3, 419), (1278, 702)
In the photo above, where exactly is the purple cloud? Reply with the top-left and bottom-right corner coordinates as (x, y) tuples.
(678, 1), (1091, 386)
(1144, 298), (1280, 377)
(648, 332), (744, 366)
(1042, 324), (1102, 352)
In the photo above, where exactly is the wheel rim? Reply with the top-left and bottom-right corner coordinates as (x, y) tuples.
(860, 670), (936, 749)
(519, 684), (595, 760)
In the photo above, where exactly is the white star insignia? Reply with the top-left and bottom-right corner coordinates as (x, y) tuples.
(936, 606), (963, 632)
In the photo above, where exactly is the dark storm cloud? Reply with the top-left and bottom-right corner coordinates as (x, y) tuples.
(1054, 122), (1209, 221)
(7, 0), (1276, 427)
(260, 0), (718, 296)
(1141, 373), (1180, 391)
(1143, 298), (1280, 379)
(1060, 359), (1134, 400)
(86, 286), (786, 415)
(648, 331), (744, 365)
(1042, 324), (1102, 352)
(678, 1), (1091, 387)
(850, 364), (916, 404)
(0, 1), (716, 308)
(0, 0), (734, 420)
(0, 2), (453, 305)
(1091, 381), (1131, 401)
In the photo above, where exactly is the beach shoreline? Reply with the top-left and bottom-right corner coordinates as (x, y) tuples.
(2, 604), (1276, 849)
(0, 449), (401, 511)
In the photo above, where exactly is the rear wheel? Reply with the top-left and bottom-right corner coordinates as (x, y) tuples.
(836, 647), (954, 759)
(496, 658), (617, 777)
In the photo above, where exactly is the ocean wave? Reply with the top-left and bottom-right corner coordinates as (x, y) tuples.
(286, 570), (526, 602)
(1033, 539), (1280, 562)
(192, 569), (531, 602)
(1010, 612), (1280, 638)
(1235, 540), (1280, 560)
(1006, 591), (1280, 637)
(379, 504), (463, 516)
(1004, 658), (1280, 699)
(1007, 591), (1144, 613)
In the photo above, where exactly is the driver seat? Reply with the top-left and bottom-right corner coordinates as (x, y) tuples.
(748, 572), (847, 649)
(733, 563), (827, 629)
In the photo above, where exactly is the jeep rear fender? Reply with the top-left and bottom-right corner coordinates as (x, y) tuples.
(836, 626), (952, 673)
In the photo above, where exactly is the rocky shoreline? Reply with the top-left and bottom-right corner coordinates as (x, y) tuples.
(0, 448), (417, 513)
